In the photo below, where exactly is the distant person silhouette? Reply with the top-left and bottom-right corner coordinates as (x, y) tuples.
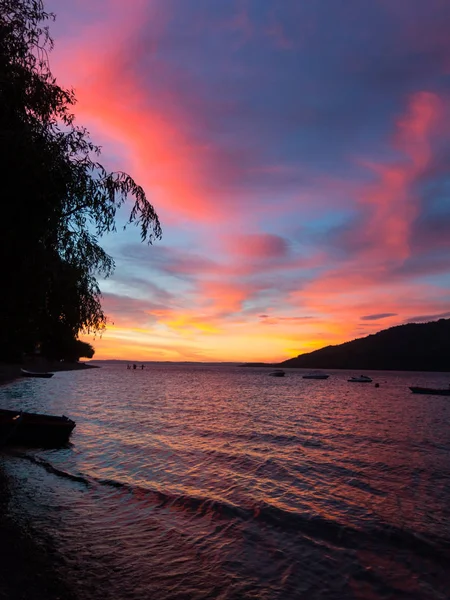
(141, 364), (144, 370)
(133, 364), (137, 370)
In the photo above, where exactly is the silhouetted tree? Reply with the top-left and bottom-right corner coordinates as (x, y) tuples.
(40, 326), (95, 361)
(0, 0), (162, 361)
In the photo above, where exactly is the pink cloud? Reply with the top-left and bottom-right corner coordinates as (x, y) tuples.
(224, 233), (289, 259)
(198, 280), (258, 315)
(101, 293), (161, 328)
(357, 92), (442, 265)
(49, 3), (247, 223)
(294, 91), (445, 305)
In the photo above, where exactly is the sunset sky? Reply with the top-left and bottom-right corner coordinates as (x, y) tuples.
(48, 0), (450, 362)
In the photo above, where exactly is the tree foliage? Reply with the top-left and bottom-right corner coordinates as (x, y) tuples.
(0, 0), (161, 361)
(40, 330), (95, 362)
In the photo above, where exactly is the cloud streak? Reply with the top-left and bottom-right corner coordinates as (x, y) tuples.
(360, 314), (398, 321)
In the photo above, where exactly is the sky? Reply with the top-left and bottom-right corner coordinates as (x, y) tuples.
(46, 0), (450, 362)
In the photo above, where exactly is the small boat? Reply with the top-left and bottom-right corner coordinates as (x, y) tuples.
(0, 408), (75, 447)
(348, 375), (373, 383)
(409, 386), (450, 396)
(302, 373), (329, 380)
(20, 368), (54, 379)
(269, 370), (285, 377)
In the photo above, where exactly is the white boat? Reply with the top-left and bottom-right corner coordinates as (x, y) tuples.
(348, 375), (372, 383)
(20, 368), (54, 379)
(302, 372), (329, 380)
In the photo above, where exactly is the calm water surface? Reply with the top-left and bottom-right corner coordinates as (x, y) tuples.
(1, 364), (450, 599)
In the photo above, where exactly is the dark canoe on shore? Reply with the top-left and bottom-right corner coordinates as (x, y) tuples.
(0, 408), (76, 447)
(20, 368), (54, 378)
(409, 386), (450, 396)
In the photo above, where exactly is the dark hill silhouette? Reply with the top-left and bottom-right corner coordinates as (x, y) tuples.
(277, 318), (450, 372)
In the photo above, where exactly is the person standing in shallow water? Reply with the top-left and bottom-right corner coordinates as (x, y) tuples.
(133, 364), (137, 370)
(141, 364), (145, 370)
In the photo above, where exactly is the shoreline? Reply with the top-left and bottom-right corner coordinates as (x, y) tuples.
(0, 475), (75, 600)
(0, 360), (99, 388)
(0, 361), (93, 598)
(0, 462), (76, 600)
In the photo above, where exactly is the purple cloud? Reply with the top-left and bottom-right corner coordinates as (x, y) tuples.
(404, 311), (450, 324)
(361, 313), (398, 321)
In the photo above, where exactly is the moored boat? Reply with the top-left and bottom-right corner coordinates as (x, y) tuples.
(269, 370), (285, 377)
(348, 375), (373, 383)
(409, 386), (450, 396)
(20, 368), (54, 378)
(0, 408), (75, 446)
(302, 373), (329, 380)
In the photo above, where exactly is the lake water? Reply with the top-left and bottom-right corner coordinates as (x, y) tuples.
(1, 363), (450, 599)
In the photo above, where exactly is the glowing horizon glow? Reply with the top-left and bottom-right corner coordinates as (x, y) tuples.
(47, 0), (450, 362)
